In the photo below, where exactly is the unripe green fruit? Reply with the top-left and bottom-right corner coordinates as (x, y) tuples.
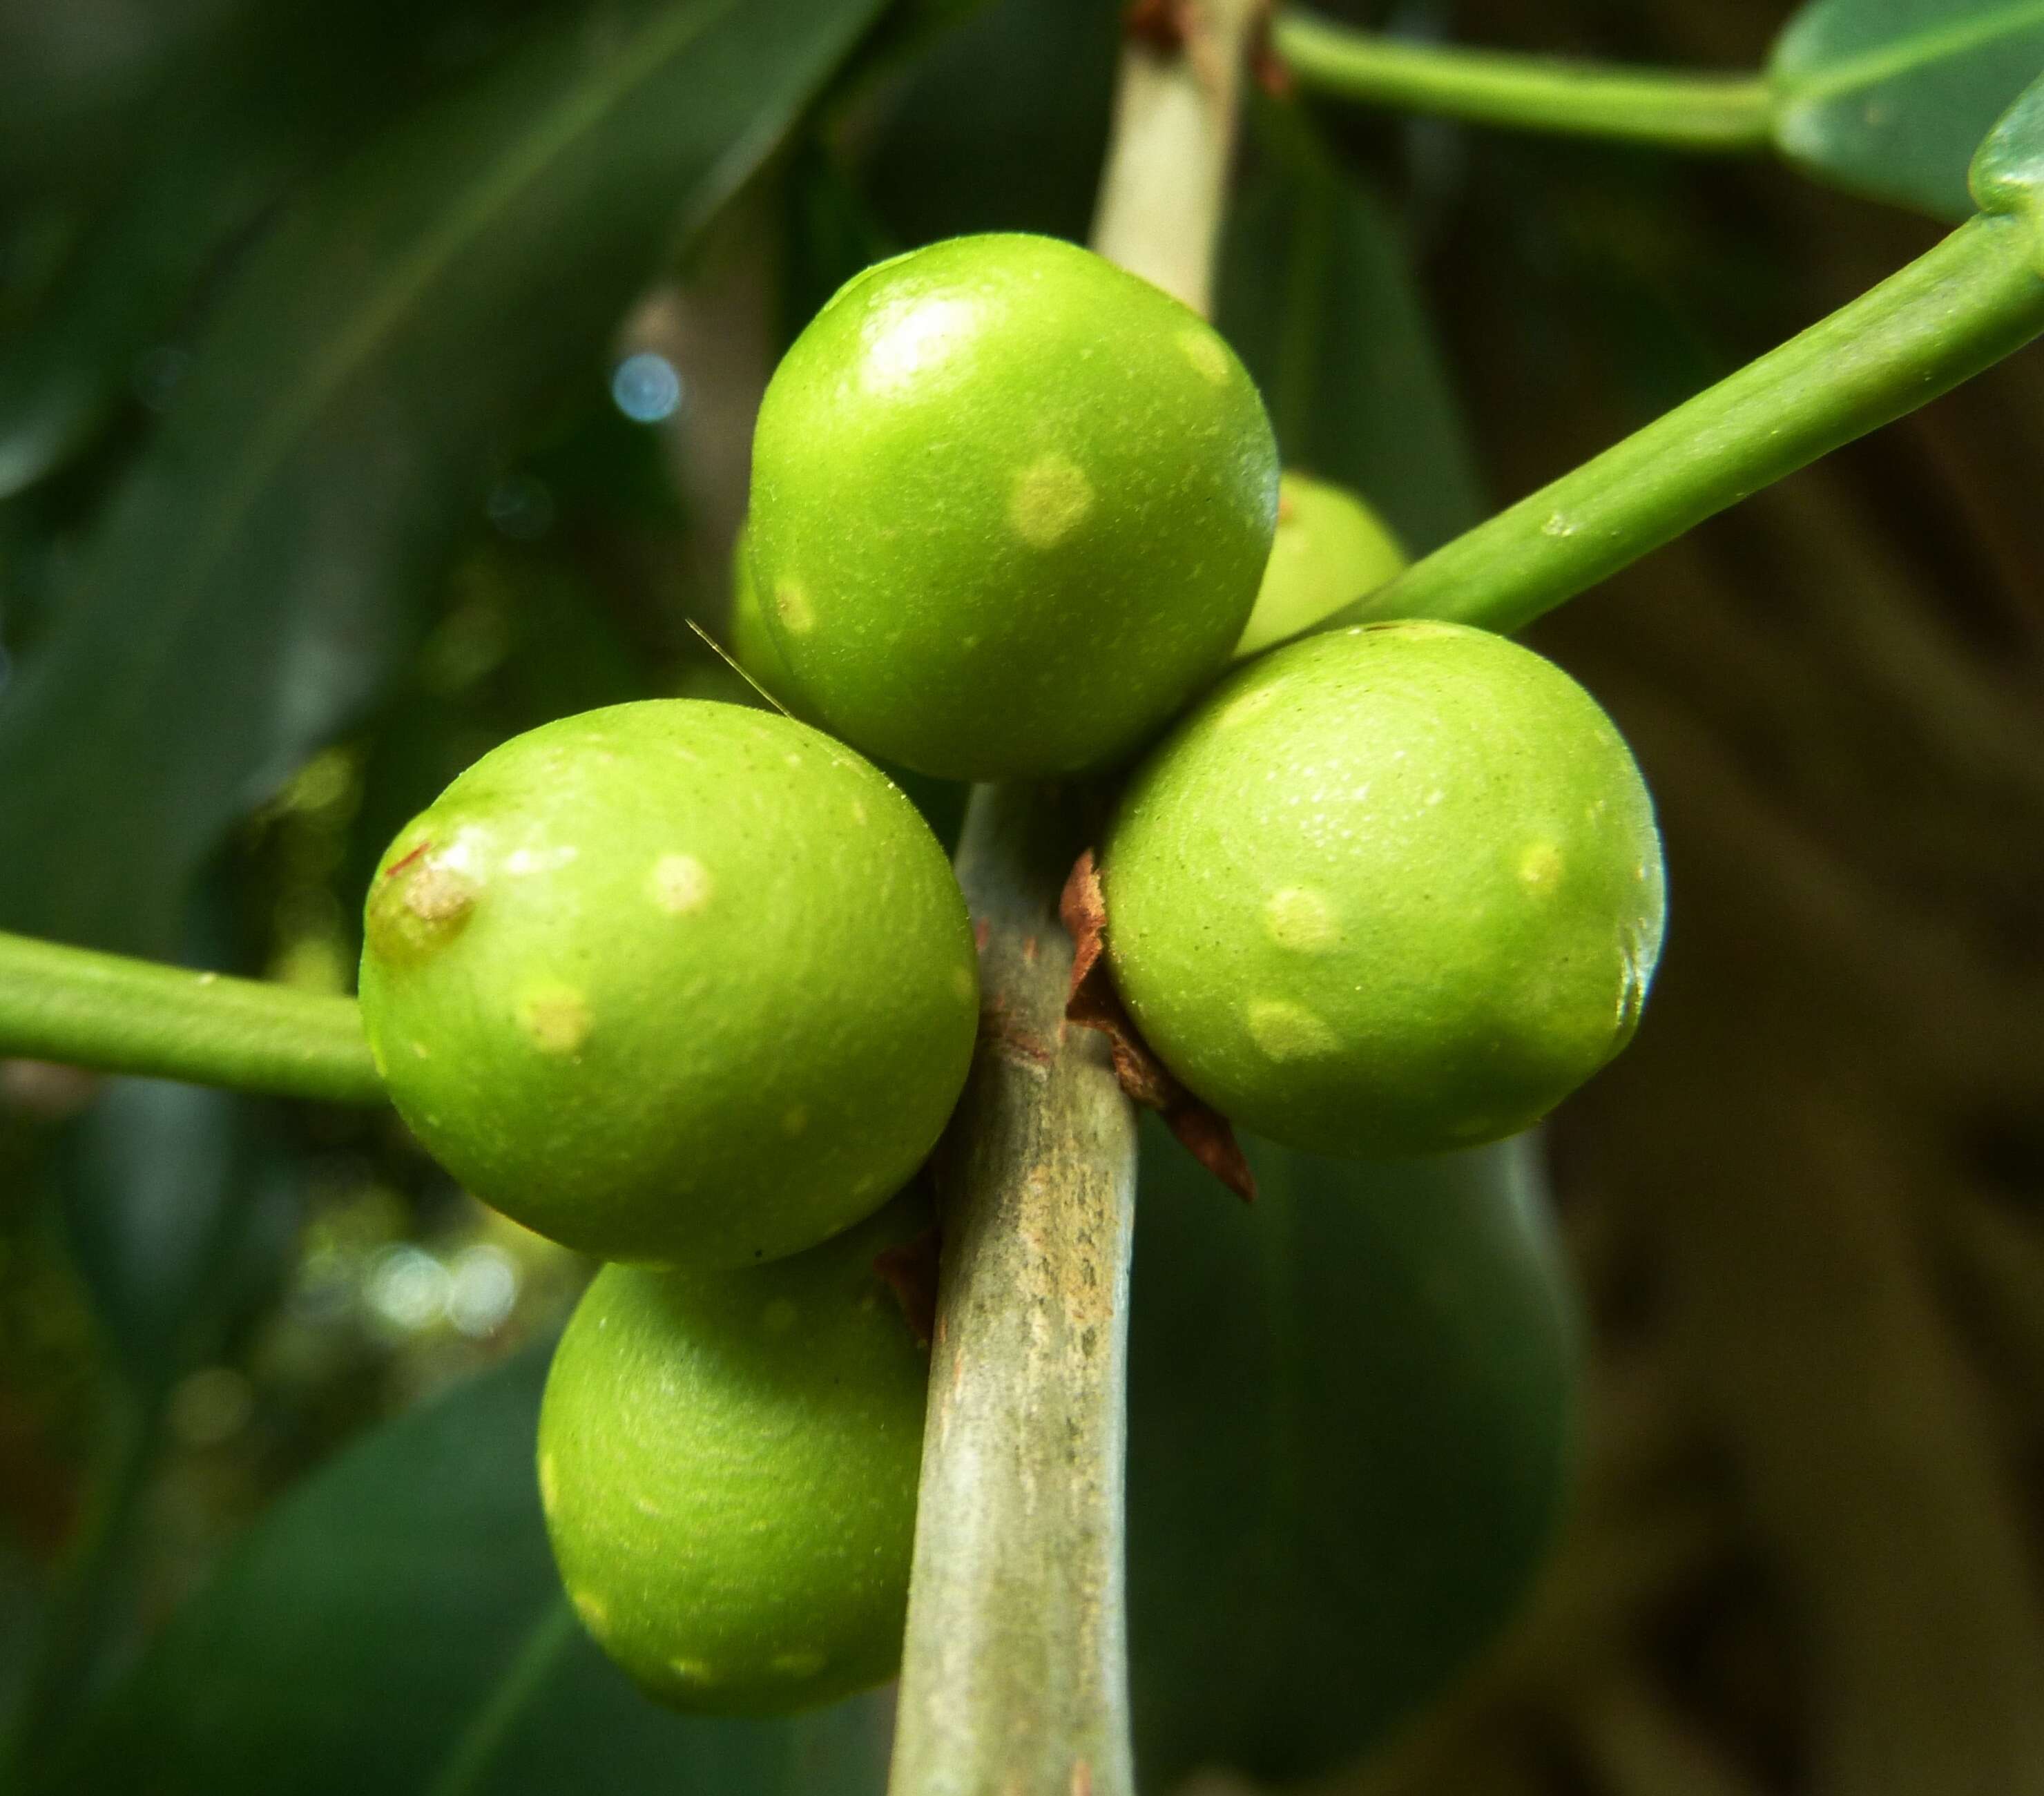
(728, 525), (804, 716)
(1103, 622), (1664, 1157)
(358, 700), (978, 1267)
(539, 1192), (929, 1715)
(1233, 472), (1406, 659)
(749, 232), (1280, 780)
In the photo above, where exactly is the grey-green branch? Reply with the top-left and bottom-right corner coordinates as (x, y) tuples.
(886, 7), (1261, 1793)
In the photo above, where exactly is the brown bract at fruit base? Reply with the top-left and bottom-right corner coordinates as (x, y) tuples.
(873, 1222), (943, 1348)
(1059, 849), (1257, 1204)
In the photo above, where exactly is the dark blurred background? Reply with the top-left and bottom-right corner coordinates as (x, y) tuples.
(1, 0), (2041, 1791)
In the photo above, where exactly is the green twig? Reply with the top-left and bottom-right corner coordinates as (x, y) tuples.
(1326, 211), (2044, 638)
(1274, 10), (1776, 153)
(0, 929), (384, 1105)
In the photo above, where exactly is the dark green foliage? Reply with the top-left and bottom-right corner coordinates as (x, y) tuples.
(1217, 101), (1487, 557)
(30, 1348), (889, 1795)
(56, 1080), (288, 1399)
(1773, 0), (2044, 218)
(1970, 66), (2044, 216)
(1128, 1123), (1580, 1784)
(0, 0), (887, 958)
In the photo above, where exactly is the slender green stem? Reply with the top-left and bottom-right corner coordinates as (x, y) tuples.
(1327, 211), (2044, 638)
(1274, 10), (1776, 152)
(0, 929), (384, 1105)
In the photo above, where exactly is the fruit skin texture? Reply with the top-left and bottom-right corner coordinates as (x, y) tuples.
(1102, 622), (1665, 1157)
(357, 699), (978, 1268)
(728, 523), (807, 718)
(1232, 472), (1406, 660)
(749, 232), (1280, 780)
(538, 1192), (930, 1716)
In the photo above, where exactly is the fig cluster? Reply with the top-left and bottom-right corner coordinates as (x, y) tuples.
(356, 232), (1665, 1719)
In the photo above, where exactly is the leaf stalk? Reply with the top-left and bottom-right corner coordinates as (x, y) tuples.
(1274, 10), (1775, 152)
(0, 929), (383, 1106)
(1327, 210), (2044, 638)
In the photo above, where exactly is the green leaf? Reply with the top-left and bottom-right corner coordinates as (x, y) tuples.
(56, 1081), (292, 1396)
(1126, 1123), (1581, 1786)
(1216, 101), (1487, 557)
(0, 0), (574, 500)
(32, 1346), (890, 1795)
(0, 0), (238, 187)
(1969, 65), (2044, 215)
(862, 0), (1121, 252)
(0, 0), (886, 958)
(1771, 0), (2044, 220)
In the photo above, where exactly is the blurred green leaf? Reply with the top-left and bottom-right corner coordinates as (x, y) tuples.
(1771, 0), (2044, 219)
(1970, 64), (2044, 213)
(1126, 1124), (1581, 1786)
(0, 0), (887, 958)
(56, 1080), (292, 1398)
(0, 0), (244, 188)
(0, 0), (572, 500)
(862, 0), (1119, 251)
(1217, 102), (1487, 557)
(32, 1345), (891, 1795)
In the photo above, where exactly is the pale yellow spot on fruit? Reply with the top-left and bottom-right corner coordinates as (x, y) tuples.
(1179, 329), (1230, 384)
(538, 1454), (558, 1512)
(1010, 454), (1094, 548)
(633, 1494), (664, 1518)
(950, 963), (976, 1003)
(504, 844), (578, 876)
(1218, 684), (1278, 731)
(762, 1298), (798, 1334)
(410, 1041), (430, 1059)
(852, 800), (869, 826)
(649, 853), (713, 915)
(518, 985), (592, 1055)
(776, 579), (815, 636)
(1517, 842), (1563, 891)
(784, 751), (802, 767)
(862, 296), (976, 392)
(781, 1105), (809, 1137)
(1263, 886), (1340, 952)
(1246, 998), (1340, 1061)
(668, 1658), (720, 1686)
(571, 1590), (609, 1634)
(403, 864), (476, 923)
(772, 1650), (827, 1678)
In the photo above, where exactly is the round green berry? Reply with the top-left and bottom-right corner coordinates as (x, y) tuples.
(727, 524), (805, 717)
(1102, 622), (1665, 1157)
(358, 700), (978, 1268)
(749, 233), (1280, 780)
(1233, 472), (1406, 660)
(538, 1190), (930, 1715)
